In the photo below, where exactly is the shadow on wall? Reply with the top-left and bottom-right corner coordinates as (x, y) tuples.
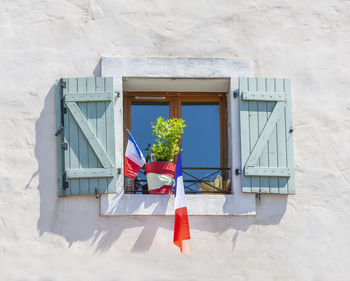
(32, 61), (288, 254)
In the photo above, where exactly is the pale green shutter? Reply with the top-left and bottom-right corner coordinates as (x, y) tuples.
(239, 77), (295, 194)
(56, 77), (117, 196)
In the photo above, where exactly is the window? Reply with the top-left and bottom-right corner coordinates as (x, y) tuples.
(123, 92), (230, 194)
(55, 57), (294, 215)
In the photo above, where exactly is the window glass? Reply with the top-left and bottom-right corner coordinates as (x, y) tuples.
(181, 102), (220, 167)
(181, 102), (221, 192)
(125, 95), (229, 194)
(131, 101), (169, 155)
(130, 101), (169, 190)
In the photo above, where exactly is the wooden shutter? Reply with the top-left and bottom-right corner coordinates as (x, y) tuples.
(56, 77), (117, 196)
(239, 77), (295, 194)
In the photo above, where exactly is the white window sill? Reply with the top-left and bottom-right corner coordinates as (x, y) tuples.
(100, 194), (256, 216)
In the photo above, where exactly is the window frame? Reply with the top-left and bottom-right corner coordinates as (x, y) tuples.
(123, 91), (228, 174)
(99, 57), (256, 216)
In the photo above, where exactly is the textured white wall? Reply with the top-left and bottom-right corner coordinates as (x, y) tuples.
(0, 0), (349, 280)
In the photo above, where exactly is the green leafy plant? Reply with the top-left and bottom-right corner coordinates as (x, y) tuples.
(148, 117), (186, 162)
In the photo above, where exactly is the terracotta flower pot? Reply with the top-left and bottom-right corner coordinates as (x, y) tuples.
(144, 161), (176, 194)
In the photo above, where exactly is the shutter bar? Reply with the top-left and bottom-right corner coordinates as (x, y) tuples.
(242, 91), (286, 101)
(65, 168), (115, 179)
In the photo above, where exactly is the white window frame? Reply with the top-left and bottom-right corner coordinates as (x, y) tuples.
(100, 57), (256, 216)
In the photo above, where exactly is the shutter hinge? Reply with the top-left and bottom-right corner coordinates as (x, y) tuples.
(233, 90), (240, 98)
(63, 181), (69, 190)
(61, 142), (68, 150)
(62, 173), (69, 191)
(61, 99), (67, 114)
(235, 169), (242, 175)
(95, 188), (101, 199)
(60, 80), (66, 88)
(116, 168), (121, 175)
(256, 193), (261, 203)
(55, 127), (64, 136)
(114, 91), (120, 98)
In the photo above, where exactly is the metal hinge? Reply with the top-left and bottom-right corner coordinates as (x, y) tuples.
(55, 127), (64, 136)
(60, 80), (66, 88)
(63, 181), (69, 190)
(61, 142), (68, 150)
(256, 192), (261, 203)
(233, 90), (240, 98)
(235, 169), (242, 175)
(95, 188), (101, 199)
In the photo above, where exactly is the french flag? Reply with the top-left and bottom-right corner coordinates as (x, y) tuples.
(124, 130), (145, 179)
(173, 153), (191, 253)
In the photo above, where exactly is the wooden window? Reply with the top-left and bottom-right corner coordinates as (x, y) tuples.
(124, 92), (229, 194)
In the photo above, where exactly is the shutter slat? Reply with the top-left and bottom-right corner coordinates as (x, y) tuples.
(239, 77), (295, 195)
(257, 78), (270, 193)
(248, 78), (260, 193)
(86, 78), (98, 194)
(56, 80), (64, 196)
(285, 79), (295, 194)
(77, 78), (89, 194)
(276, 79), (288, 194)
(96, 77), (108, 194)
(105, 77), (117, 193)
(239, 78), (252, 193)
(68, 78), (80, 195)
(266, 78), (279, 193)
(62, 79), (70, 196)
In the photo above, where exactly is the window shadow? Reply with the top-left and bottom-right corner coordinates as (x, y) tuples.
(33, 83), (174, 252)
(32, 82), (288, 255)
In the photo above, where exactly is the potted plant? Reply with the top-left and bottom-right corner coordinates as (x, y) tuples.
(144, 117), (185, 194)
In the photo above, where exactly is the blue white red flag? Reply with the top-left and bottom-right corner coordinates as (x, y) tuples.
(124, 130), (146, 179)
(173, 153), (191, 253)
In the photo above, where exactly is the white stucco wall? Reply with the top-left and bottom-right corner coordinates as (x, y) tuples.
(0, 1), (349, 280)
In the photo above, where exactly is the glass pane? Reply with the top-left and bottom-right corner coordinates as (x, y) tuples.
(130, 101), (169, 191)
(181, 102), (222, 193)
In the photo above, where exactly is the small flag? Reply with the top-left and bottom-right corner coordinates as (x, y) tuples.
(124, 130), (146, 179)
(173, 153), (191, 253)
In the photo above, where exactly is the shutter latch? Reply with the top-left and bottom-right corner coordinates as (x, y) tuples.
(235, 169), (242, 175)
(61, 142), (68, 150)
(95, 188), (101, 199)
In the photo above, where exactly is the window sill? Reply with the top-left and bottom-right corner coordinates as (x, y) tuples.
(100, 193), (255, 216)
